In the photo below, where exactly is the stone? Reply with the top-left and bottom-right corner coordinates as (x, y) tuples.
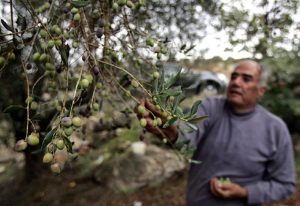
(93, 144), (186, 191)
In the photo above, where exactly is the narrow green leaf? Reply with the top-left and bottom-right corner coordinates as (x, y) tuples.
(154, 77), (159, 94)
(60, 47), (69, 66)
(184, 45), (196, 54)
(187, 115), (208, 124)
(31, 113), (44, 120)
(174, 139), (190, 149)
(190, 100), (202, 115)
(172, 94), (184, 113)
(32, 128), (56, 154)
(156, 94), (167, 109)
(63, 136), (73, 153)
(157, 69), (165, 93)
(181, 127), (197, 133)
(180, 44), (186, 51)
(41, 129), (56, 150)
(3, 105), (25, 113)
(165, 67), (182, 89)
(189, 159), (202, 164)
(71, 0), (90, 7)
(175, 107), (184, 117)
(162, 88), (182, 96)
(1, 19), (13, 32)
(185, 122), (198, 131)
(162, 117), (177, 128)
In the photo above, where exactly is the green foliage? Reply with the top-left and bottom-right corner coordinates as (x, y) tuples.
(260, 57), (300, 122)
(174, 139), (200, 164)
(150, 67), (208, 131)
(215, 1), (300, 58)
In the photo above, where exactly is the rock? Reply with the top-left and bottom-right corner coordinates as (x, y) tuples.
(131, 141), (146, 155)
(0, 165), (6, 174)
(94, 143), (186, 191)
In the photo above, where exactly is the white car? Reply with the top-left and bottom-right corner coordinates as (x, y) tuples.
(164, 62), (228, 96)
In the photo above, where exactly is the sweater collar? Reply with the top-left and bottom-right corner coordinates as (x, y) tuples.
(225, 100), (257, 117)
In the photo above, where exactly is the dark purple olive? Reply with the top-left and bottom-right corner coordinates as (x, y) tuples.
(92, 65), (100, 75)
(63, 7), (69, 13)
(96, 29), (103, 39)
(56, 65), (63, 73)
(26, 63), (32, 70)
(139, 134), (145, 141)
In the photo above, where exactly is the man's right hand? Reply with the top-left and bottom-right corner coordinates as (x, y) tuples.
(135, 98), (178, 143)
(210, 177), (248, 200)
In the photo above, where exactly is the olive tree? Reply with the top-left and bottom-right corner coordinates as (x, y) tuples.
(0, 0), (217, 178)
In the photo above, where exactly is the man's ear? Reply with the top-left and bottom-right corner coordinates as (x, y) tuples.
(258, 86), (267, 98)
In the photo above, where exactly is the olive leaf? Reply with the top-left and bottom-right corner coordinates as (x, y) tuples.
(190, 100), (202, 115)
(32, 128), (56, 154)
(175, 106), (184, 116)
(162, 117), (177, 128)
(172, 94), (184, 113)
(165, 67), (182, 89)
(174, 139), (190, 149)
(1, 19), (13, 32)
(180, 44), (186, 51)
(184, 45), (196, 54)
(179, 123), (197, 132)
(187, 115), (208, 124)
(3, 105), (25, 113)
(189, 159), (201, 164)
(71, 0), (90, 7)
(185, 122), (198, 131)
(161, 88), (182, 96)
(63, 136), (73, 153)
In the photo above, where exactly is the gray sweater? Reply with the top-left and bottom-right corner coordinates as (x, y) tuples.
(178, 97), (296, 206)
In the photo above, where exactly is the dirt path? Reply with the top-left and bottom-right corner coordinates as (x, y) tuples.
(1, 168), (299, 206)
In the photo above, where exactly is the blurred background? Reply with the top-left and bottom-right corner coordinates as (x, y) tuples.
(1, 0), (300, 205)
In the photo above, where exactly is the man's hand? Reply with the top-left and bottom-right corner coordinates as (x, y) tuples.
(135, 98), (178, 143)
(210, 177), (248, 199)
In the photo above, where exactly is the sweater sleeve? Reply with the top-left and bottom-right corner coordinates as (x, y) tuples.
(245, 123), (296, 204)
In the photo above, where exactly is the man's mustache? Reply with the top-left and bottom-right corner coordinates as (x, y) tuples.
(228, 86), (243, 95)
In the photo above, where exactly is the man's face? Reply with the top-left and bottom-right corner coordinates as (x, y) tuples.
(226, 61), (266, 112)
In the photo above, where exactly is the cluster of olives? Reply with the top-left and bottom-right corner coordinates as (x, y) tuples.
(43, 116), (82, 173)
(218, 177), (232, 185)
(34, 2), (51, 13)
(136, 104), (163, 128)
(30, 24), (67, 78)
(71, 7), (81, 22)
(80, 74), (94, 89)
(26, 96), (39, 111)
(15, 116), (82, 173)
(15, 132), (40, 152)
(145, 37), (168, 60)
(113, 0), (145, 10)
(0, 51), (16, 68)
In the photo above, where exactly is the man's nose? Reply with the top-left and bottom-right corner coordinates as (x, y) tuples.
(231, 76), (242, 86)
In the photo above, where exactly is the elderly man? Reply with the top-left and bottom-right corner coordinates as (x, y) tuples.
(140, 60), (296, 206)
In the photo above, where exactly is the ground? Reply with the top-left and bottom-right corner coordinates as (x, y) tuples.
(0, 167), (299, 206)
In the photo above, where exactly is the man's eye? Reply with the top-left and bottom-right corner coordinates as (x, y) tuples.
(231, 74), (237, 80)
(243, 76), (252, 82)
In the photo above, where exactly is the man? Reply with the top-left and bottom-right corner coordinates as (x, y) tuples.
(140, 60), (296, 206)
